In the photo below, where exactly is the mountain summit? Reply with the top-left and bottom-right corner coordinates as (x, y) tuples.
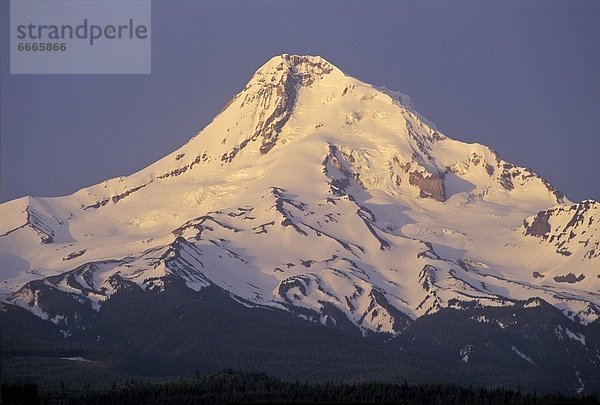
(1, 56), (599, 385)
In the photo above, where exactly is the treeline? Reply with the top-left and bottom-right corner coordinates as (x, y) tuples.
(5, 371), (599, 405)
(2, 383), (40, 404)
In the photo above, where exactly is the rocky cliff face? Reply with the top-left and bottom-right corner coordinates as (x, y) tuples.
(524, 200), (599, 260)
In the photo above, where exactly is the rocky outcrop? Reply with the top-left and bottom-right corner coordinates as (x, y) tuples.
(408, 171), (446, 202)
(553, 273), (585, 284)
(523, 211), (551, 237)
(523, 201), (599, 259)
(322, 144), (356, 196)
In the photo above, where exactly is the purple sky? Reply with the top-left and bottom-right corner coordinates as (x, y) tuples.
(1, 0), (599, 203)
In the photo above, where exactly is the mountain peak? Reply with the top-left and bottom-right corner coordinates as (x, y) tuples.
(270, 53), (331, 66)
(263, 54), (335, 71)
(250, 54), (341, 88)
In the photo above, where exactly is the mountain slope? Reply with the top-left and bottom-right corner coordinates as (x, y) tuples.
(9, 282), (599, 394)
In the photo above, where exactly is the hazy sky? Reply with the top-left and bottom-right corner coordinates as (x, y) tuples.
(1, 0), (599, 203)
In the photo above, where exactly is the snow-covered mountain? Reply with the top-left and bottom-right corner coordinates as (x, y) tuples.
(1, 54), (599, 339)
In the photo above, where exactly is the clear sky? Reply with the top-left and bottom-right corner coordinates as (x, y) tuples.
(1, 0), (599, 203)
